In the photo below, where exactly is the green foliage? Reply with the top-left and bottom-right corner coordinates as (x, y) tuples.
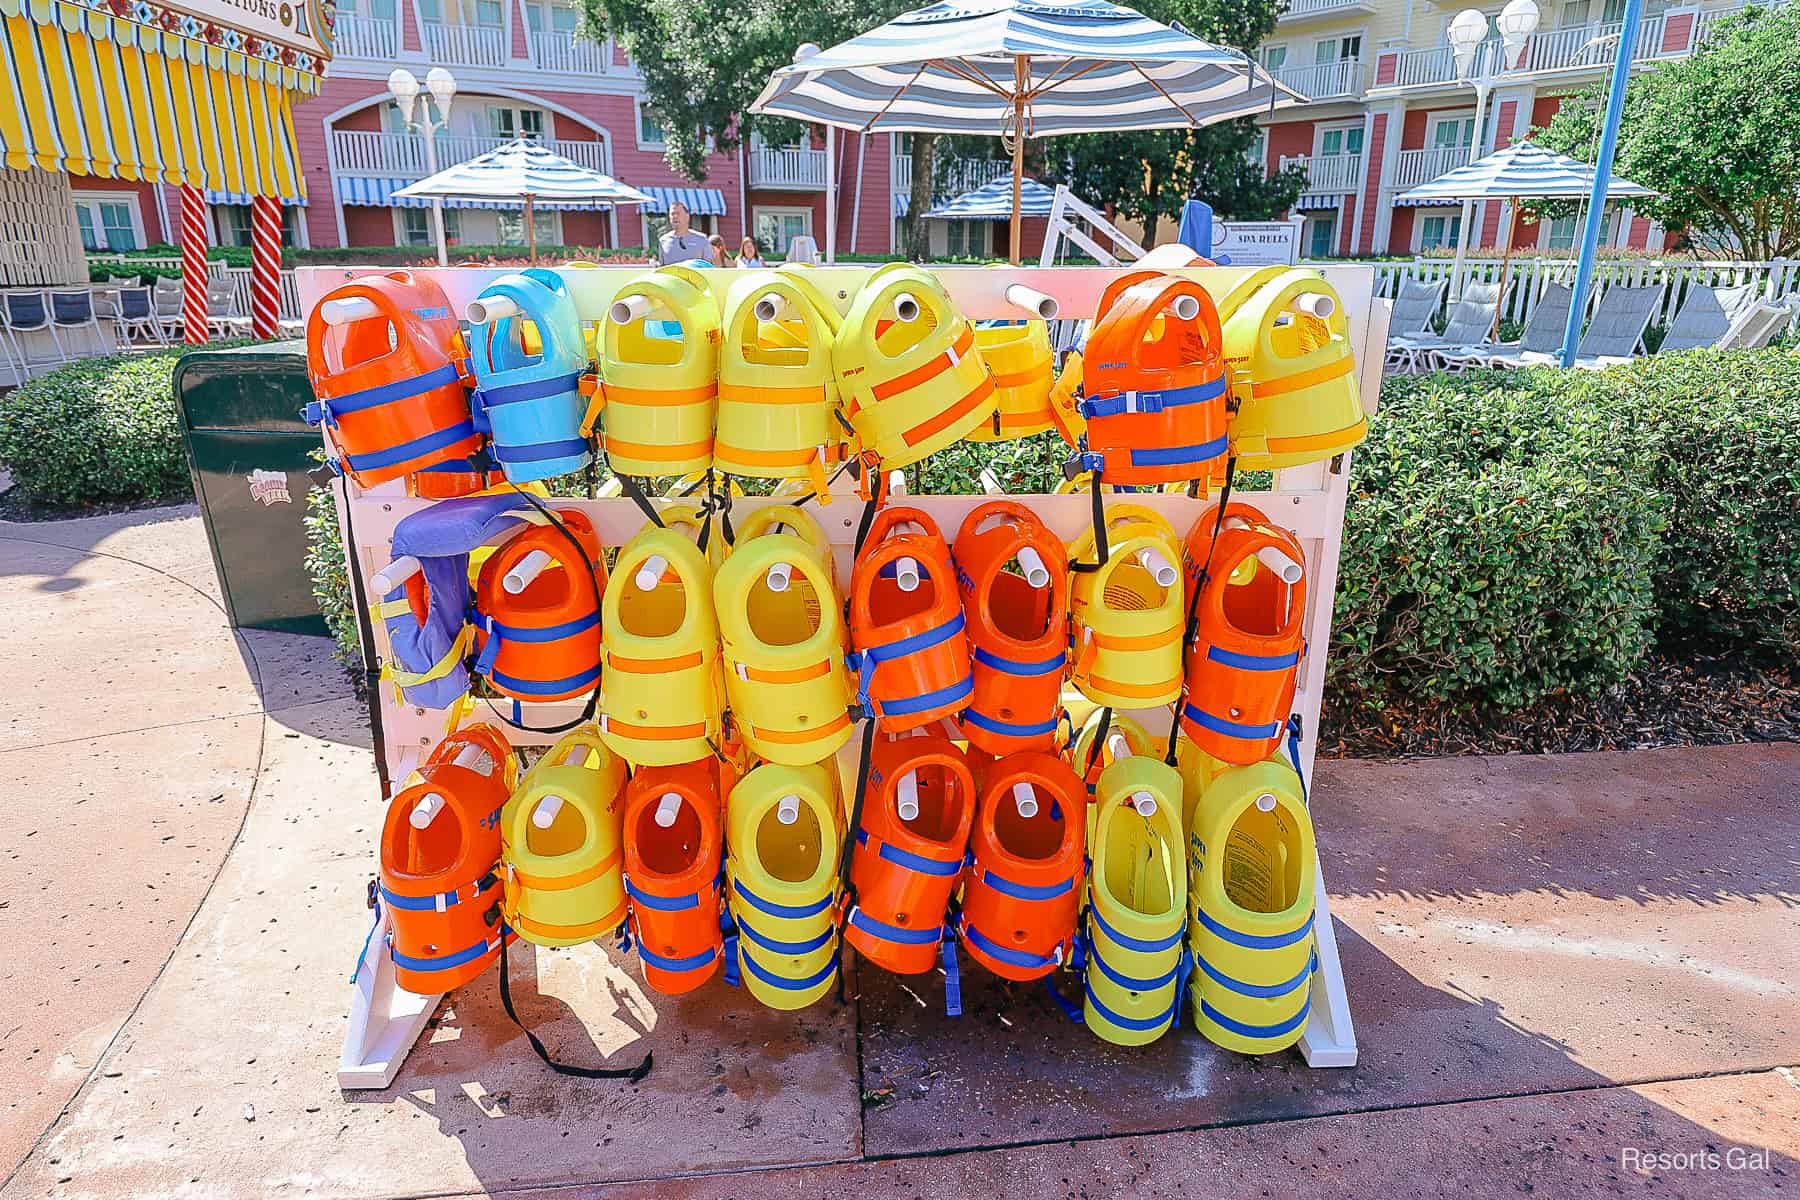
(0, 349), (198, 507)
(1532, 4), (1800, 258)
(302, 464), (362, 667)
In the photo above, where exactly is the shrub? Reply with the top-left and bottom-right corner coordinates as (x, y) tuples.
(0, 349), (196, 506)
(303, 469), (362, 668)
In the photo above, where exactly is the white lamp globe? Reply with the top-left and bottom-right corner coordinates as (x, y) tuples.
(425, 67), (458, 117)
(1448, 8), (1490, 78)
(1497, 0), (1541, 68)
(793, 42), (821, 63)
(386, 68), (420, 124)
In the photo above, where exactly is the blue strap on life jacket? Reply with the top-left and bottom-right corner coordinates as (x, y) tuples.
(846, 905), (943, 946)
(1191, 905), (1315, 951)
(854, 829), (964, 877)
(963, 645), (1066, 738)
(489, 437), (593, 466)
(635, 942), (720, 974)
(1198, 993), (1313, 1041)
(1125, 434), (1229, 469)
(1207, 645), (1302, 671)
(341, 419), (479, 475)
(735, 915), (837, 958)
(959, 921), (1064, 974)
(623, 875), (701, 912)
(969, 864), (1075, 902)
(474, 371), (585, 412)
(387, 932), (499, 975)
(1285, 714), (1310, 807)
(1194, 948), (1318, 1000)
(304, 363), (463, 428)
(961, 709), (1062, 739)
(1182, 703), (1285, 743)
(942, 933), (962, 1017)
(1086, 901), (1186, 956)
(1081, 944), (1193, 1034)
(847, 611), (971, 717)
(1079, 375), (1226, 420)
(730, 878), (834, 921)
(972, 646), (1067, 677)
(736, 941), (840, 992)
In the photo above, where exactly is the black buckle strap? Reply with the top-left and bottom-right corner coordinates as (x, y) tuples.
(498, 939), (653, 1081)
(1165, 456), (1237, 766)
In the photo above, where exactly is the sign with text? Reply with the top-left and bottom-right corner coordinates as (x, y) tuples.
(156, 0), (334, 62)
(1212, 219), (1303, 267)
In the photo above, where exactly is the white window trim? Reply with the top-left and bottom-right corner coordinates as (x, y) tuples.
(634, 98), (666, 150)
(1312, 118), (1365, 159)
(1425, 108), (1479, 149)
(1411, 207), (1464, 253)
(752, 205), (814, 256)
(1261, 42), (1290, 69)
(1311, 28), (1367, 62)
(71, 191), (146, 252)
(1304, 213), (1337, 259)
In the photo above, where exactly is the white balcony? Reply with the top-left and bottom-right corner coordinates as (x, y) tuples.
(421, 21), (508, 68)
(333, 13), (398, 60)
(1273, 59), (1363, 101)
(891, 155), (1012, 197)
(530, 30), (612, 74)
(1376, 15), (1668, 91)
(331, 130), (611, 178)
(1280, 152), (1364, 192)
(1277, 0), (1376, 24)
(1393, 145), (1473, 191)
(747, 147), (829, 189)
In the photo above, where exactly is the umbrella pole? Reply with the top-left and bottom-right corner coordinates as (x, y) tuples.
(526, 195), (537, 265)
(1492, 197), (1519, 340)
(1010, 56), (1027, 265)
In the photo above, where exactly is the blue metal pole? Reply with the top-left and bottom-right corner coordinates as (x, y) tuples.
(1560, 0), (1643, 366)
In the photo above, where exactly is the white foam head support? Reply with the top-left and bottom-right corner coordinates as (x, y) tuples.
(1255, 792), (1278, 813)
(635, 554), (668, 592)
(892, 291), (921, 323)
(467, 293), (521, 325)
(1169, 294), (1201, 322)
(776, 795), (801, 825)
(894, 555), (921, 593)
(1136, 546), (1179, 587)
(887, 469), (908, 496)
(655, 792), (683, 828)
(1256, 545), (1304, 585)
(503, 548), (555, 595)
(1015, 546), (1050, 589)
(319, 296), (380, 326)
(753, 293), (786, 324)
(1004, 283), (1059, 321)
(532, 794), (566, 829)
(409, 792), (447, 829)
(453, 743), (489, 771)
(370, 554), (422, 595)
(896, 770), (920, 822)
(1293, 291), (1336, 320)
(611, 293), (655, 325)
(1012, 781), (1038, 819)
(1107, 733), (1131, 760)
(766, 560), (793, 593)
(1130, 790), (1159, 818)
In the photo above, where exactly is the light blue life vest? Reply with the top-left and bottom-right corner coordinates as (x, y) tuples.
(466, 268), (592, 483)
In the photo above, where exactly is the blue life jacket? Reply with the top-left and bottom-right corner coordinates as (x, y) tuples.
(467, 269), (592, 483)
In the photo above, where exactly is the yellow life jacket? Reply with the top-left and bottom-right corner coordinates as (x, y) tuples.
(1188, 756), (1316, 1054)
(589, 269), (721, 478)
(1216, 269), (1364, 471)
(725, 761), (845, 1010)
(1083, 756), (1189, 1046)
(1068, 708), (1158, 846)
(500, 725), (629, 947)
(966, 321), (1055, 442)
(1067, 504), (1186, 708)
(599, 523), (724, 766)
(1047, 347), (1086, 448)
(713, 505), (855, 765)
(716, 272), (849, 499)
(833, 264), (996, 471)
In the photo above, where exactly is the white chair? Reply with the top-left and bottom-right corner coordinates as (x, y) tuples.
(152, 276), (185, 340)
(1725, 300), (1798, 350)
(1382, 276), (1449, 372)
(1436, 283), (1576, 371)
(1655, 284), (1758, 353)
(1402, 282), (1509, 372)
(112, 286), (168, 346)
(206, 277), (252, 338)
(784, 235), (820, 265)
(3, 290), (66, 380)
(1567, 284), (1667, 368)
(51, 288), (110, 355)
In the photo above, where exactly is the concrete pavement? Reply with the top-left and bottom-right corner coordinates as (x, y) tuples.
(3, 505), (1796, 1199)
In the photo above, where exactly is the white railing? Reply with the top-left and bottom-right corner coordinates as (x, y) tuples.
(331, 130), (610, 177)
(1692, 0), (1785, 45)
(1516, 14), (1667, 73)
(333, 13), (398, 60)
(1394, 145), (1473, 190)
(87, 257), (304, 321)
(1279, 0), (1369, 19)
(1273, 59), (1362, 100)
(891, 155), (1011, 198)
(1358, 255), (1800, 331)
(529, 30), (611, 74)
(747, 147), (828, 189)
(421, 21), (508, 67)
(1281, 153), (1363, 193)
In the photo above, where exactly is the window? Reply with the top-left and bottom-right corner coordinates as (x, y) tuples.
(475, 0), (503, 24)
(1545, 213), (1578, 251)
(753, 206), (812, 260)
(1418, 211), (1463, 251)
(1262, 44), (1288, 70)
(415, 0), (441, 19)
(497, 208), (559, 247)
(399, 207), (462, 246)
(1245, 128), (1268, 169)
(1306, 214), (1336, 259)
(526, 2), (577, 32)
(338, 0), (397, 16)
(1430, 114), (1478, 150)
(944, 220), (989, 259)
(1313, 34), (1361, 62)
(1318, 125), (1364, 158)
(71, 193), (143, 251)
(211, 204), (301, 249)
(488, 106), (545, 140)
(637, 104), (665, 147)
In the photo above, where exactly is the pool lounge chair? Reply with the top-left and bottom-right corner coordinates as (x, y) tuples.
(1435, 283), (1575, 370)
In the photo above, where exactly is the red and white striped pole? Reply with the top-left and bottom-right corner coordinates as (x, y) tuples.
(250, 195), (283, 339)
(179, 185), (209, 345)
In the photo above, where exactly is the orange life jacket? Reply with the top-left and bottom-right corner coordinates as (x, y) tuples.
(408, 460), (504, 499)
(621, 759), (725, 995)
(304, 271), (480, 487)
(952, 500), (1069, 755)
(845, 734), (976, 976)
(378, 725), (517, 994)
(472, 511), (605, 703)
(847, 507), (973, 734)
(1078, 275), (1228, 485)
(1180, 502), (1308, 764)
(957, 752), (1085, 981)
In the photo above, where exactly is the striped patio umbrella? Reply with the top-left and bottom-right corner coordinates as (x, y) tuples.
(925, 175), (1063, 220)
(393, 137), (653, 262)
(749, 0), (1298, 262)
(1397, 140), (1657, 332)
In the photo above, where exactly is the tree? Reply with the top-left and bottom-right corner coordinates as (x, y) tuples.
(1532, 4), (1800, 259)
(576, 0), (940, 257)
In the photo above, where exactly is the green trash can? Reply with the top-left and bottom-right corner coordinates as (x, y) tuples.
(173, 340), (329, 635)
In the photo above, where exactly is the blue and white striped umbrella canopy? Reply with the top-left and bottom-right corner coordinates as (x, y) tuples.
(392, 137), (653, 210)
(1395, 140), (1657, 207)
(749, 0), (1299, 136)
(925, 175), (1062, 219)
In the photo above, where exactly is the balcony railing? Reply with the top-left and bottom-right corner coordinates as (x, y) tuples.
(1377, 15), (1670, 90)
(1278, 0), (1372, 20)
(421, 21), (508, 68)
(529, 30), (611, 74)
(331, 130), (610, 177)
(891, 155), (1013, 197)
(1280, 152), (1364, 193)
(333, 14), (398, 60)
(1691, 0), (1782, 44)
(747, 147), (829, 189)
(1393, 145), (1473, 191)
(1273, 59), (1362, 101)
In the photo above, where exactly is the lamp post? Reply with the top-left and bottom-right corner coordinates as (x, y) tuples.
(388, 67), (458, 266)
(1444, 0), (1538, 300)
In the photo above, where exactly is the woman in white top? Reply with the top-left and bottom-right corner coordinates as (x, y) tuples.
(735, 236), (766, 269)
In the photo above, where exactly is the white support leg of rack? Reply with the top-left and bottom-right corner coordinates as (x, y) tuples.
(1298, 855), (1359, 1067)
(339, 902), (443, 1089)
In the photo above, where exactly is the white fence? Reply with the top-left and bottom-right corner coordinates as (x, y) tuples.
(89, 256), (304, 323)
(1350, 255), (1800, 329)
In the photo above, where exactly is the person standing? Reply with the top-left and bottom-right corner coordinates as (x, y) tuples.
(736, 237), (766, 268)
(708, 234), (728, 267)
(656, 200), (712, 265)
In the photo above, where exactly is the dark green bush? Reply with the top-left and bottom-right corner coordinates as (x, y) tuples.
(0, 349), (196, 506)
(302, 469), (361, 667)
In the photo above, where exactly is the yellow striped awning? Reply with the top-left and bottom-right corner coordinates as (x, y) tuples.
(0, 0), (312, 202)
